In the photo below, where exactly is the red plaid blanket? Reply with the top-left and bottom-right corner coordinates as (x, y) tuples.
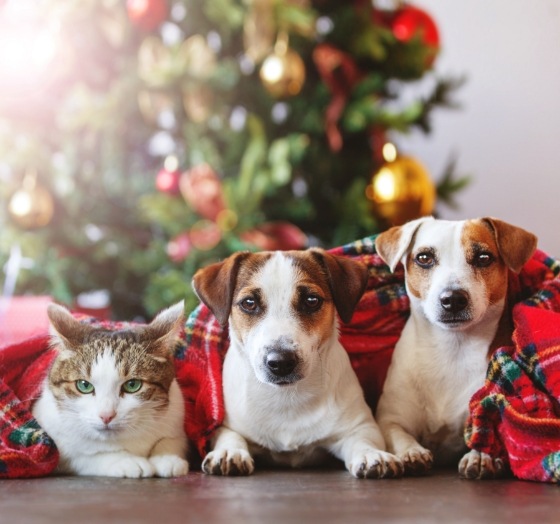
(2, 236), (560, 481)
(465, 273), (560, 483)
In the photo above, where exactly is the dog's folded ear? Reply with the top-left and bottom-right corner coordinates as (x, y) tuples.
(375, 216), (434, 272)
(481, 217), (538, 273)
(192, 252), (251, 326)
(311, 250), (369, 324)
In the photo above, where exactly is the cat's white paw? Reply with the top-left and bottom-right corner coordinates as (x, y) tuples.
(150, 455), (190, 478)
(202, 449), (254, 476)
(106, 456), (155, 478)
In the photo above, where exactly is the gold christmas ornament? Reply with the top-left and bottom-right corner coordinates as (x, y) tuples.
(260, 33), (305, 98)
(8, 171), (55, 229)
(366, 143), (435, 226)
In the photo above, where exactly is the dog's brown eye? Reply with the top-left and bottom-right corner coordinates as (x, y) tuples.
(415, 252), (435, 268)
(473, 252), (494, 268)
(240, 298), (259, 313)
(304, 296), (323, 311)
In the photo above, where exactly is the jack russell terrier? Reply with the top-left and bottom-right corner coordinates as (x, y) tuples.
(374, 216), (537, 479)
(192, 249), (404, 479)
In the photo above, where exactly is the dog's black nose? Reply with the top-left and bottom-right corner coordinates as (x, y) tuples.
(439, 289), (469, 313)
(266, 351), (298, 377)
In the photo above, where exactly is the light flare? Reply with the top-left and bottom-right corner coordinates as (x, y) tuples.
(0, 4), (61, 96)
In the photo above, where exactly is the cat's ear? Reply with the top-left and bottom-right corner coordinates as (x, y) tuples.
(144, 301), (185, 359)
(47, 303), (93, 357)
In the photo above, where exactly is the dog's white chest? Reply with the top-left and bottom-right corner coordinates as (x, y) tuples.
(221, 344), (361, 466)
(387, 321), (491, 461)
(227, 389), (334, 453)
(418, 370), (480, 458)
(427, 351), (487, 451)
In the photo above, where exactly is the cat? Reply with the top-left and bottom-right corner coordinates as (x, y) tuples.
(32, 301), (190, 478)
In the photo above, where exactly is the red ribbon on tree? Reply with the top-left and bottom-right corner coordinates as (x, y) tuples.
(313, 43), (362, 152)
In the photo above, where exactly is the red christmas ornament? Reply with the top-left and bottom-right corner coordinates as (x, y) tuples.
(167, 232), (191, 263)
(156, 167), (181, 194)
(126, 0), (169, 32)
(189, 220), (222, 251)
(391, 5), (440, 48)
(240, 222), (307, 251)
(179, 164), (226, 222)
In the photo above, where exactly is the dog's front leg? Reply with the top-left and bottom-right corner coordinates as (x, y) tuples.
(202, 426), (255, 476)
(381, 421), (434, 475)
(331, 424), (404, 479)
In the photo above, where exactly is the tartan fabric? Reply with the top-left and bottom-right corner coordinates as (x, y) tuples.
(1, 236), (560, 480)
(175, 304), (228, 458)
(0, 336), (58, 478)
(330, 236), (410, 410)
(465, 255), (560, 484)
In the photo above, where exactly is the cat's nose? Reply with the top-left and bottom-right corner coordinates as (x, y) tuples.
(99, 411), (116, 425)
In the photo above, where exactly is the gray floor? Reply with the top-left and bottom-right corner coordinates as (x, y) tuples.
(1, 468), (559, 524)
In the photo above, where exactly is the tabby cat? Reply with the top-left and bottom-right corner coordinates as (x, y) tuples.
(32, 301), (189, 478)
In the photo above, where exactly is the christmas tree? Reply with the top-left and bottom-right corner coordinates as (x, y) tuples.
(0, 0), (466, 318)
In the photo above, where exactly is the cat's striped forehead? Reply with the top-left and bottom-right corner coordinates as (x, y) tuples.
(80, 331), (148, 365)
(48, 329), (175, 395)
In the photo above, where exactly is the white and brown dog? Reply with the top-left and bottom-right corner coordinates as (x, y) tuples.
(374, 216), (537, 479)
(192, 249), (403, 479)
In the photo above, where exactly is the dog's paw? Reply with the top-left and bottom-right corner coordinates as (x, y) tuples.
(150, 455), (190, 478)
(399, 447), (433, 476)
(458, 449), (505, 480)
(349, 450), (404, 479)
(202, 449), (255, 476)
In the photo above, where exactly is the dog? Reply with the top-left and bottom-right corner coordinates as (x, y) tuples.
(192, 248), (404, 479)
(374, 216), (537, 479)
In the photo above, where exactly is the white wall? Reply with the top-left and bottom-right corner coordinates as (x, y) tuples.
(399, 0), (560, 257)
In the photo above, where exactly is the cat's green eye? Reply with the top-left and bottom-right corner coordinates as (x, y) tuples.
(122, 379), (142, 394)
(76, 380), (94, 394)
